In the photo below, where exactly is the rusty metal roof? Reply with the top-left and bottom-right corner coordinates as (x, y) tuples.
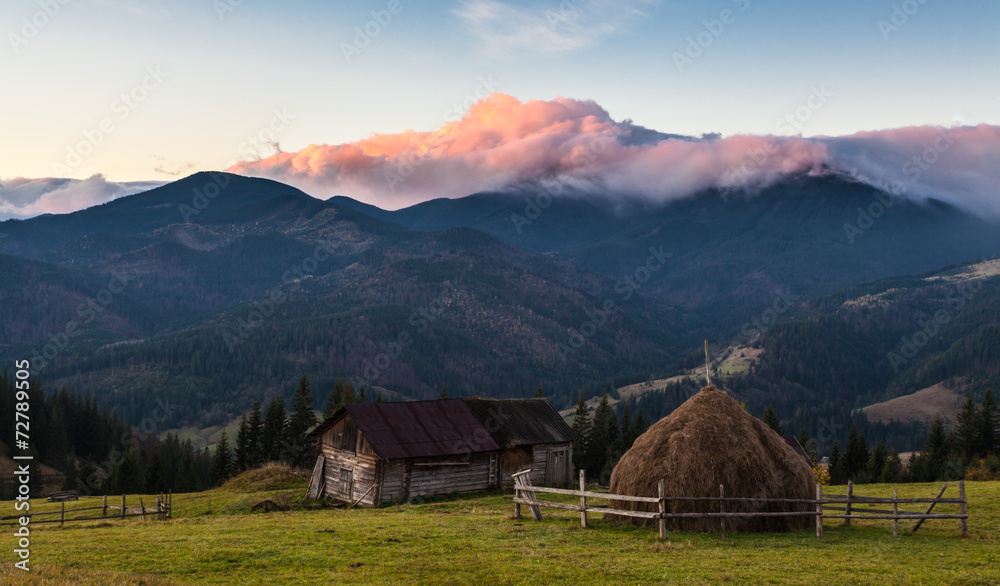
(463, 398), (576, 448)
(312, 399), (500, 460)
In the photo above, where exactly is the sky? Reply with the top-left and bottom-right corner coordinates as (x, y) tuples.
(1, 0), (999, 217)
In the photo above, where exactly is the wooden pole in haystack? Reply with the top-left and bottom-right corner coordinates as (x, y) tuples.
(704, 340), (712, 387)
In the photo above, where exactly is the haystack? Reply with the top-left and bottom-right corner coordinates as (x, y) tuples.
(606, 386), (815, 532)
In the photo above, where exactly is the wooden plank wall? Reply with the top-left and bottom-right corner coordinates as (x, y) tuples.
(407, 452), (494, 499)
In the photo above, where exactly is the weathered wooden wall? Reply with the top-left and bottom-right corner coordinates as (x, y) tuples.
(319, 415), (379, 506)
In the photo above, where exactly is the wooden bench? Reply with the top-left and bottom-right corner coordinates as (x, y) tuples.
(46, 490), (78, 502)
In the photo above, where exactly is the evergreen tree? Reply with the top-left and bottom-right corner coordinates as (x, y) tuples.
(440, 387), (449, 399)
(61, 453), (78, 491)
(376, 391), (383, 403)
(146, 449), (165, 493)
(286, 375), (318, 467)
(212, 429), (233, 486)
(798, 426), (817, 464)
(955, 394), (979, 460)
(176, 441), (198, 493)
(588, 394), (617, 475)
(262, 396), (288, 462)
(325, 378), (345, 417)
(829, 440), (844, 485)
(247, 399), (264, 468)
(110, 449), (146, 494)
(570, 393), (592, 473)
(234, 414), (250, 472)
(866, 439), (888, 483)
(358, 386), (366, 402)
(343, 381), (357, 404)
(843, 423), (870, 481)
(761, 405), (783, 435)
(535, 385), (544, 398)
(979, 389), (998, 456)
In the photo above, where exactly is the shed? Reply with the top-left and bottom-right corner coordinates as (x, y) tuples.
(305, 398), (575, 505)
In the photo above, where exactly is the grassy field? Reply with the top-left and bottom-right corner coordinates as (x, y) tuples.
(2, 470), (998, 585)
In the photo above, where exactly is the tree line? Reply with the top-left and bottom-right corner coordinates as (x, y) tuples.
(570, 393), (650, 484)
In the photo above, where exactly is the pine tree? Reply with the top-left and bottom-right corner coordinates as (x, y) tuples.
(955, 394), (979, 460)
(286, 375), (318, 467)
(212, 429), (233, 486)
(535, 385), (544, 398)
(829, 440), (844, 485)
(325, 378), (345, 417)
(798, 426), (817, 464)
(924, 415), (950, 480)
(439, 387), (449, 399)
(262, 396), (288, 462)
(111, 449), (146, 494)
(376, 391), (383, 403)
(589, 394), (617, 475)
(843, 423), (869, 481)
(570, 393), (592, 473)
(61, 453), (78, 491)
(866, 440), (888, 483)
(979, 389), (998, 456)
(358, 386), (366, 402)
(176, 441), (198, 493)
(761, 405), (783, 435)
(146, 449), (165, 493)
(234, 414), (250, 472)
(247, 399), (264, 468)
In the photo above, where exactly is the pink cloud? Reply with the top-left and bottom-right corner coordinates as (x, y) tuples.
(225, 93), (1000, 215)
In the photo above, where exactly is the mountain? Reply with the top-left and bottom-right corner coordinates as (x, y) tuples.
(336, 175), (1000, 340)
(0, 173), (687, 426)
(2, 172), (999, 436)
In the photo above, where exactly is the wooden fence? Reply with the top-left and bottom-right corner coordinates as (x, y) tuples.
(0, 493), (172, 527)
(512, 470), (967, 539)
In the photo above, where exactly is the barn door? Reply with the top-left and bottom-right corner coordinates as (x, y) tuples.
(339, 467), (354, 500)
(547, 449), (567, 487)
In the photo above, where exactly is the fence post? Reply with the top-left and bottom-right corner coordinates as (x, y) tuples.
(579, 469), (587, 529)
(845, 481), (853, 527)
(815, 484), (823, 538)
(102, 495), (108, 517)
(140, 498), (146, 521)
(121, 494), (127, 519)
(658, 479), (666, 541)
(959, 480), (967, 537)
(61, 502), (65, 527)
(892, 490), (898, 538)
(719, 484), (726, 539)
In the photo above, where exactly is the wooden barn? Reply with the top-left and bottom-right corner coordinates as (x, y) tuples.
(305, 398), (575, 506)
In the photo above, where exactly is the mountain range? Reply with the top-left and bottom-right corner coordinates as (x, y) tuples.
(1, 171), (998, 440)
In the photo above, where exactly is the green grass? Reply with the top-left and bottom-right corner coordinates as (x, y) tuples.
(2, 478), (998, 585)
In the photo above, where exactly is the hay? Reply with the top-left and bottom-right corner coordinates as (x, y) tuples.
(501, 447), (533, 476)
(606, 386), (815, 532)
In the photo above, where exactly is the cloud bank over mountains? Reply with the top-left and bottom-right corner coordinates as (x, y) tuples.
(4, 94), (998, 220)
(229, 93), (1000, 216)
(0, 176), (165, 220)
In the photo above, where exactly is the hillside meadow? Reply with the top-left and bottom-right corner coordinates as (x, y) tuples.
(1, 468), (998, 585)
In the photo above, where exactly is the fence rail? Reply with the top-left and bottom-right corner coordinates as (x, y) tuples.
(0, 493), (172, 527)
(512, 470), (967, 540)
